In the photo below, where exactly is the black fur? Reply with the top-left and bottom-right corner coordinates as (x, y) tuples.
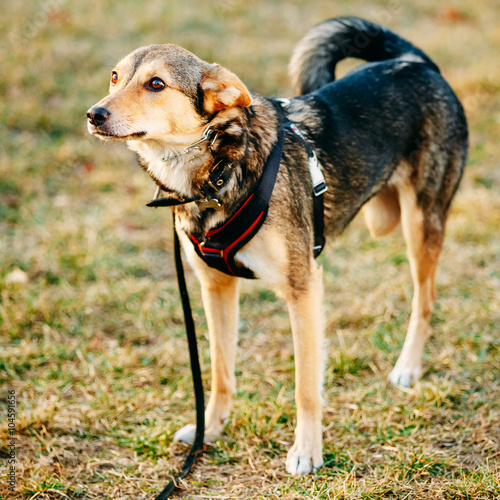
(290, 16), (440, 95)
(284, 17), (468, 240)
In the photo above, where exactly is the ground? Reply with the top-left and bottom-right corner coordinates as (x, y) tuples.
(0, 0), (499, 498)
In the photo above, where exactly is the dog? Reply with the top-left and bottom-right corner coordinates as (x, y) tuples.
(87, 17), (468, 475)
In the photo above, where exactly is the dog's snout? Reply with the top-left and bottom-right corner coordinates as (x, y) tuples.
(87, 106), (110, 127)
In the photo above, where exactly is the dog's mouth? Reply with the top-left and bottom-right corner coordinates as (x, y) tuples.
(89, 127), (147, 141)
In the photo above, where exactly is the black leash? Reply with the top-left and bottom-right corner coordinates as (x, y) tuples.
(154, 212), (205, 499)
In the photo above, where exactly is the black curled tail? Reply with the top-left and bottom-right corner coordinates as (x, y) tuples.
(289, 16), (440, 95)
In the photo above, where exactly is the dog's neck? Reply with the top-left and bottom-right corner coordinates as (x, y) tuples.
(127, 96), (280, 235)
(127, 109), (248, 199)
(127, 135), (215, 198)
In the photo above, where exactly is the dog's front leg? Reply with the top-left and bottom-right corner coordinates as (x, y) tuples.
(284, 262), (324, 475)
(174, 267), (240, 444)
(201, 272), (240, 441)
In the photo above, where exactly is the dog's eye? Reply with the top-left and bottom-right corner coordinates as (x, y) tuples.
(111, 71), (118, 85)
(149, 78), (165, 91)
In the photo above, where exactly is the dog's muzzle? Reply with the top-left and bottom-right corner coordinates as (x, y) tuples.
(87, 106), (110, 127)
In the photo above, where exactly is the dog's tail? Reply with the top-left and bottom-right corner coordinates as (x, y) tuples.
(289, 16), (440, 95)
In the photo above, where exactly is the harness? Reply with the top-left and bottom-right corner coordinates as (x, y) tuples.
(147, 109), (327, 279)
(285, 120), (327, 258)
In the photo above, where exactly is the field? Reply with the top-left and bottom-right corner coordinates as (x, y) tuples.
(1, 0), (499, 498)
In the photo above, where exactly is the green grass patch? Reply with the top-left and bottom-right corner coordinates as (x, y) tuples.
(1, 0), (499, 498)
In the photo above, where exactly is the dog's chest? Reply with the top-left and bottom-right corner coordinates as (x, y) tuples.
(129, 141), (209, 198)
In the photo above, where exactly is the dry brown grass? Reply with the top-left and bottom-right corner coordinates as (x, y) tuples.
(1, 0), (499, 498)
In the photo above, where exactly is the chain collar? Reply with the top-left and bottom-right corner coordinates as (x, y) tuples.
(161, 126), (219, 163)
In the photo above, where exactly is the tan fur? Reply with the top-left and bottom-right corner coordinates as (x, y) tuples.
(388, 179), (442, 385)
(91, 66), (206, 142)
(178, 225), (324, 471)
(363, 185), (401, 238)
(88, 47), (251, 146)
(175, 231), (240, 441)
(283, 261), (324, 473)
(199, 271), (240, 441)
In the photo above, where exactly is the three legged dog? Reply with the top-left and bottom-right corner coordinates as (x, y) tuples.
(87, 17), (468, 475)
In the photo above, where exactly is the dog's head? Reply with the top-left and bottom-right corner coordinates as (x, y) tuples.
(87, 44), (252, 145)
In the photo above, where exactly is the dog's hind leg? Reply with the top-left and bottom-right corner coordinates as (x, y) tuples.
(388, 180), (443, 387)
(363, 185), (401, 239)
(175, 264), (240, 443)
(284, 261), (325, 475)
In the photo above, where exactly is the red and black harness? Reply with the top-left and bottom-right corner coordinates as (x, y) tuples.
(147, 115), (327, 279)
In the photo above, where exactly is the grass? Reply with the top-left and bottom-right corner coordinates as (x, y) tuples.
(1, 0), (499, 498)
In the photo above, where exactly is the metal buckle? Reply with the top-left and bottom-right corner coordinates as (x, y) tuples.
(198, 198), (222, 211)
(207, 161), (233, 192)
(313, 183), (327, 196)
(200, 241), (224, 258)
(308, 154), (327, 196)
(277, 98), (291, 108)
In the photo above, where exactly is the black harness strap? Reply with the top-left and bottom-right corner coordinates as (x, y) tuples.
(154, 213), (205, 500)
(284, 121), (326, 258)
(313, 194), (326, 258)
(189, 123), (285, 279)
(187, 119), (327, 278)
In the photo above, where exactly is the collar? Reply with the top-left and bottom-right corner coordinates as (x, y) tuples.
(146, 158), (235, 210)
(147, 124), (236, 211)
(161, 125), (219, 163)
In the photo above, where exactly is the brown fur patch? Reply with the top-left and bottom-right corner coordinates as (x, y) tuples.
(201, 64), (252, 112)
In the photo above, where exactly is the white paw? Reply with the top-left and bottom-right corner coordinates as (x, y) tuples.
(173, 423), (222, 444)
(173, 424), (196, 444)
(388, 363), (422, 387)
(286, 442), (323, 476)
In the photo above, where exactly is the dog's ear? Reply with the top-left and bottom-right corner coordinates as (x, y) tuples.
(201, 63), (252, 112)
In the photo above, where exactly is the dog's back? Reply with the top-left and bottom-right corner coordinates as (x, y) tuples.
(284, 17), (468, 238)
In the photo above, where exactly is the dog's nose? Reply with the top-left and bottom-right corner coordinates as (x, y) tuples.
(87, 106), (110, 127)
